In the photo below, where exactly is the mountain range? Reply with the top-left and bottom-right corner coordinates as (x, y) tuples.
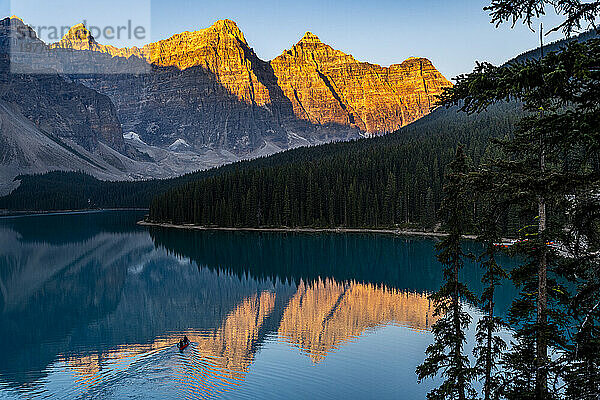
(0, 16), (451, 194)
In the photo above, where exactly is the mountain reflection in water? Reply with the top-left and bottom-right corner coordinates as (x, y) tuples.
(0, 211), (517, 399)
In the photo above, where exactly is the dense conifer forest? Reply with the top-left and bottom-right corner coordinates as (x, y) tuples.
(147, 102), (522, 230)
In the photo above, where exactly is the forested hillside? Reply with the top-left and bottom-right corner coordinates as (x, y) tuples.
(147, 102), (523, 230)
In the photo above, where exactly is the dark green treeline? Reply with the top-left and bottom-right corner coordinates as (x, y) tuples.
(149, 102), (521, 229)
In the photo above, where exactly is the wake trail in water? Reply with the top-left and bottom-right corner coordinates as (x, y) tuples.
(174, 343), (246, 400)
(28, 343), (182, 400)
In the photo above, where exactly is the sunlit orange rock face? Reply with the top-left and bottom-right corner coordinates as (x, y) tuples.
(138, 20), (275, 107)
(138, 22), (452, 134)
(52, 20), (276, 106)
(49, 19), (450, 152)
(50, 23), (145, 59)
(270, 32), (452, 133)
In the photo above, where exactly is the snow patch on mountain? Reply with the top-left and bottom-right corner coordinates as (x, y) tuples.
(168, 139), (191, 151)
(287, 131), (311, 147)
(123, 132), (146, 145)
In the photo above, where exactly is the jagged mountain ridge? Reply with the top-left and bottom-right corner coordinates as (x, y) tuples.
(0, 18), (273, 193)
(270, 32), (450, 133)
(0, 19), (125, 153)
(0, 17), (144, 194)
(0, 18), (247, 196)
(51, 18), (451, 152)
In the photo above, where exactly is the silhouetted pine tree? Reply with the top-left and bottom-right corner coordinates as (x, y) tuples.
(416, 146), (478, 400)
(560, 189), (600, 400)
(471, 182), (509, 400)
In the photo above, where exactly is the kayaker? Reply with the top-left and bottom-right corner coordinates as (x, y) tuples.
(183, 335), (189, 344)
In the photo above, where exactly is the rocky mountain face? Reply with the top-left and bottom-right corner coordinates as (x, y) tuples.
(271, 32), (451, 133)
(0, 17), (240, 195)
(53, 19), (451, 155)
(67, 20), (358, 154)
(0, 62), (124, 154)
(49, 23), (146, 59)
(0, 18), (143, 194)
(0, 18), (125, 153)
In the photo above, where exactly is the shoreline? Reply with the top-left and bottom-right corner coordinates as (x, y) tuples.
(138, 220), (480, 240)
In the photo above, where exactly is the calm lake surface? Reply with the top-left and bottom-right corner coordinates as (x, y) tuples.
(0, 211), (517, 399)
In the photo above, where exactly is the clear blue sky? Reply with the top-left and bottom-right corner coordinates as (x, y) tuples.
(1, 0), (566, 79)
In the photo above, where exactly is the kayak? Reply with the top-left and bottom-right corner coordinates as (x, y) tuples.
(178, 341), (189, 351)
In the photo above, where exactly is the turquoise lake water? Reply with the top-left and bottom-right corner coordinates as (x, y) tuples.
(0, 211), (517, 399)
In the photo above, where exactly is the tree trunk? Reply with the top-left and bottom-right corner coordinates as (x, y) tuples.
(536, 49), (548, 394)
(485, 293), (494, 400)
(536, 131), (548, 399)
(536, 195), (548, 400)
(454, 261), (466, 400)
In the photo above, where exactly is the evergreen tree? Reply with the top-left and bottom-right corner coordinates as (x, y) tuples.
(416, 146), (478, 400)
(560, 189), (600, 400)
(471, 181), (509, 400)
(485, 0), (599, 36)
(442, 36), (600, 400)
